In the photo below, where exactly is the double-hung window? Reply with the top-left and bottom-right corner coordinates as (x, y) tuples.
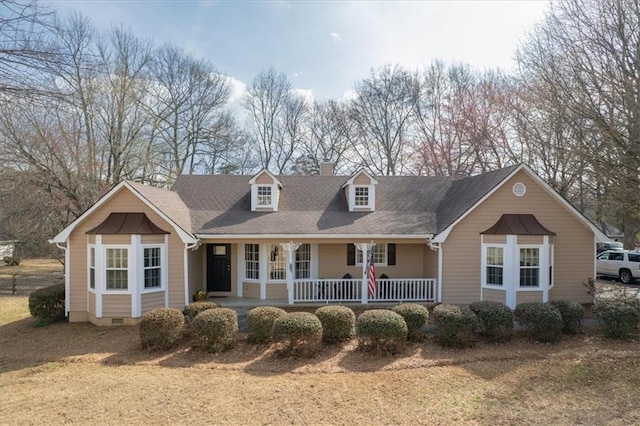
(354, 186), (369, 207)
(143, 247), (162, 289)
(269, 244), (286, 280)
(356, 244), (387, 266)
(295, 244), (311, 279)
(106, 248), (128, 290)
(257, 186), (272, 206)
(245, 244), (260, 280)
(519, 247), (540, 287)
(89, 246), (96, 290)
(486, 246), (504, 286)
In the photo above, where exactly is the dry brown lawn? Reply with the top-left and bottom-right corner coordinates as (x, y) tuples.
(1, 261), (639, 425)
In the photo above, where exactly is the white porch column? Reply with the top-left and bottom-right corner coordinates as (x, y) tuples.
(354, 242), (375, 304)
(280, 242), (301, 305)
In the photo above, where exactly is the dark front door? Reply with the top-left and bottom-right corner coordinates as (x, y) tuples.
(207, 244), (231, 292)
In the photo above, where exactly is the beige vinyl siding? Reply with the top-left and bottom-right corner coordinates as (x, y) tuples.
(142, 234), (165, 244)
(517, 291), (543, 304)
(255, 172), (274, 184)
(102, 294), (131, 317)
(67, 187), (185, 320)
(266, 283), (287, 299)
(518, 235), (544, 245)
(243, 282), (260, 298)
(483, 288), (506, 304)
(88, 235), (95, 244)
(353, 173), (372, 185)
(318, 243), (426, 279)
(141, 292), (165, 314)
(483, 235), (506, 244)
(88, 292), (96, 315)
(423, 246), (438, 278)
(101, 235), (131, 244)
(188, 246), (204, 297)
(442, 170), (594, 305)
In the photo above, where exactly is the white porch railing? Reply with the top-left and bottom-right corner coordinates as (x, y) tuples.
(293, 278), (437, 303)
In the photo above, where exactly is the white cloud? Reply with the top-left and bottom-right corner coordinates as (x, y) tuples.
(329, 32), (341, 42)
(341, 89), (357, 102)
(292, 88), (314, 104)
(223, 75), (247, 104)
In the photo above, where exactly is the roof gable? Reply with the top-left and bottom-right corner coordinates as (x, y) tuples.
(51, 182), (196, 244)
(248, 169), (283, 188)
(342, 169), (378, 187)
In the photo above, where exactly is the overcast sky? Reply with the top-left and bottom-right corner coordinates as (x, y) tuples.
(51, 0), (551, 101)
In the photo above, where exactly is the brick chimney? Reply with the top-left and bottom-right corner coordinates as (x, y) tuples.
(319, 160), (334, 176)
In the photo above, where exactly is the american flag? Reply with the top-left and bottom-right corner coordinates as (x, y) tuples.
(367, 246), (377, 298)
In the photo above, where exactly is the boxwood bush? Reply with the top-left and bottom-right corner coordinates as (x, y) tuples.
(28, 283), (66, 324)
(432, 304), (478, 348)
(272, 312), (323, 357)
(593, 299), (640, 340)
(192, 308), (238, 352)
(392, 303), (429, 342)
(356, 309), (408, 354)
(183, 301), (220, 323)
(469, 301), (513, 343)
(247, 306), (287, 344)
(315, 305), (355, 343)
(514, 302), (562, 343)
(548, 300), (584, 334)
(140, 308), (185, 350)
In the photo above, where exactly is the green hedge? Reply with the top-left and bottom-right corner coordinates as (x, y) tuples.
(315, 306), (355, 343)
(514, 302), (562, 343)
(469, 301), (513, 343)
(247, 306), (287, 344)
(183, 301), (220, 323)
(593, 299), (640, 340)
(432, 304), (478, 348)
(140, 308), (185, 350)
(192, 308), (238, 352)
(548, 300), (584, 334)
(356, 309), (408, 355)
(392, 303), (429, 342)
(272, 312), (323, 357)
(28, 283), (66, 324)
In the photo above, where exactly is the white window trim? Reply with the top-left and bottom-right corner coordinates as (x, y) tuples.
(104, 245), (132, 294)
(481, 244), (506, 289)
(244, 243), (260, 282)
(295, 243), (311, 280)
(518, 245), (542, 290)
(88, 244), (96, 293)
(251, 184), (279, 211)
(356, 243), (387, 267)
(348, 184), (375, 211)
(548, 243), (554, 289)
(267, 243), (287, 282)
(140, 245), (165, 294)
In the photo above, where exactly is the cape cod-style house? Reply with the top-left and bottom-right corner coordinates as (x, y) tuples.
(51, 163), (607, 325)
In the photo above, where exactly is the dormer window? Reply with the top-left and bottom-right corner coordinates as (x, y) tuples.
(354, 186), (369, 207)
(342, 169), (377, 212)
(257, 186), (272, 206)
(249, 169), (282, 212)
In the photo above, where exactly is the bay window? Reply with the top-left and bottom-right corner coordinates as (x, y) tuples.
(106, 248), (128, 290)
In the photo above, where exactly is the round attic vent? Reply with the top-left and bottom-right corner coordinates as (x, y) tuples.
(512, 182), (526, 197)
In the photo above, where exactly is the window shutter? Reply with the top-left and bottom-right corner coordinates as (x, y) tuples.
(388, 244), (396, 265)
(347, 244), (355, 265)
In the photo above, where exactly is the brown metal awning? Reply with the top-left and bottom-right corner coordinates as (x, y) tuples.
(481, 214), (555, 235)
(86, 213), (169, 235)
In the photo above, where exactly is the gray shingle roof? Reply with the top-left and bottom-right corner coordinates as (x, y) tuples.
(127, 181), (193, 236)
(169, 165), (520, 237)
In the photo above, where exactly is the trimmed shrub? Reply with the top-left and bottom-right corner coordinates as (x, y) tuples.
(392, 303), (429, 342)
(593, 299), (640, 340)
(3, 256), (20, 266)
(548, 300), (584, 334)
(140, 308), (185, 350)
(315, 305), (356, 343)
(356, 309), (408, 355)
(514, 302), (562, 343)
(247, 306), (287, 344)
(432, 304), (478, 348)
(192, 308), (238, 352)
(28, 283), (65, 324)
(183, 301), (220, 323)
(272, 312), (323, 357)
(469, 301), (513, 343)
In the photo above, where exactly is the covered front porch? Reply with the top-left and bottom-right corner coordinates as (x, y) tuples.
(192, 239), (440, 305)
